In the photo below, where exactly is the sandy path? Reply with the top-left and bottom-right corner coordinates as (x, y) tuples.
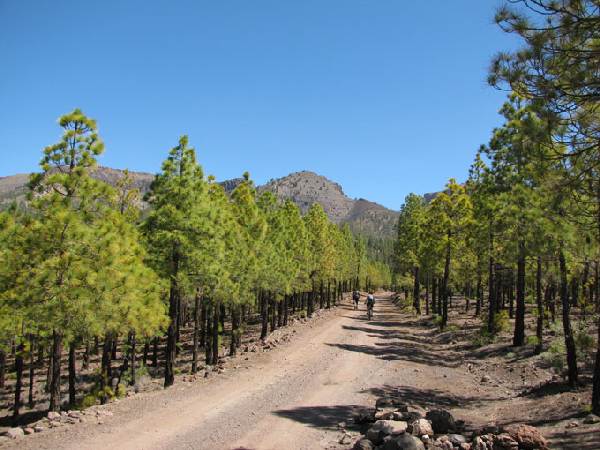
(6, 294), (496, 450)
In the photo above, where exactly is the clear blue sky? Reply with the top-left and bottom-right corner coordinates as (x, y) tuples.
(0, 1), (517, 210)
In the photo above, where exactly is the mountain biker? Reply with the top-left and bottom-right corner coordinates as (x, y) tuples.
(352, 290), (361, 310)
(366, 292), (375, 319)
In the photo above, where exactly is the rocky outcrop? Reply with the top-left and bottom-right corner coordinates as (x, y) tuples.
(349, 397), (549, 450)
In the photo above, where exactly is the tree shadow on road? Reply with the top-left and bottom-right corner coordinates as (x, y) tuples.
(362, 384), (500, 410)
(273, 404), (364, 431)
(325, 341), (462, 368)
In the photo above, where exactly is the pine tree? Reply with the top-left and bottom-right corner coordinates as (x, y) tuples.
(143, 135), (210, 387)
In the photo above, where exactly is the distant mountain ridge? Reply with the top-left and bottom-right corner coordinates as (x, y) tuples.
(0, 167), (400, 238)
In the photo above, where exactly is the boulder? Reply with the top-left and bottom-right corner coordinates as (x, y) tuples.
(366, 420), (408, 444)
(339, 433), (353, 445)
(353, 437), (375, 450)
(47, 411), (61, 420)
(493, 433), (519, 449)
(505, 424), (548, 449)
(33, 426), (45, 433)
(23, 428), (34, 435)
(6, 428), (24, 439)
(353, 408), (377, 424)
(381, 433), (425, 450)
(449, 434), (468, 445)
(402, 411), (422, 423)
(375, 408), (397, 420)
(583, 414), (600, 424)
(471, 436), (487, 450)
(376, 397), (408, 412)
(432, 438), (453, 450)
(426, 409), (456, 434)
(409, 418), (433, 436)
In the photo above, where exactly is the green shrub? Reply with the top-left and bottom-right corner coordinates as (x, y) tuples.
(96, 386), (115, 400)
(80, 394), (98, 408)
(116, 383), (127, 398)
(575, 330), (594, 356)
(542, 338), (565, 372)
(473, 327), (495, 346)
(526, 335), (540, 346)
(494, 310), (510, 333)
(120, 370), (132, 385)
(136, 365), (149, 378)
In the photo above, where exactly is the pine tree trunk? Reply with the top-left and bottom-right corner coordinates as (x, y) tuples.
(476, 268), (482, 317)
(277, 298), (283, 327)
(550, 281), (557, 323)
(283, 294), (289, 326)
(130, 332), (136, 386)
(270, 296), (276, 332)
(45, 350), (53, 393)
(83, 341), (90, 370)
(319, 281), (324, 309)
(326, 281), (331, 309)
(442, 237), (450, 329)
(152, 337), (158, 367)
(175, 294), (181, 357)
(0, 350), (5, 389)
(13, 343), (24, 421)
(200, 300), (207, 348)
(28, 336), (35, 407)
(571, 277), (579, 307)
(260, 291), (269, 339)
(413, 266), (421, 314)
(308, 283), (315, 318)
(592, 315), (600, 415)
(432, 278), (437, 315)
(164, 276), (179, 388)
(192, 293), (200, 373)
(37, 344), (44, 365)
(205, 301), (213, 365)
(513, 240), (526, 346)
(219, 303), (226, 333)
(425, 273), (429, 315)
(49, 331), (62, 412)
(68, 342), (76, 406)
(488, 255), (496, 334)
(559, 247), (578, 387)
(211, 300), (219, 365)
(111, 337), (117, 360)
(535, 256), (544, 355)
(230, 304), (239, 357)
(101, 334), (112, 381)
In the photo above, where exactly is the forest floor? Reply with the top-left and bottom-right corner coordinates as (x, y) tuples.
(2, 293), (599, 449)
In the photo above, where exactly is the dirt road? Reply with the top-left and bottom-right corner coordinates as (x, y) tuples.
(8, 293), (599, 449)
(9, 294), (426, 449)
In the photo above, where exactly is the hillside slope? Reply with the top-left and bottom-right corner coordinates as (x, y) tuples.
(0, 168), (400, 237)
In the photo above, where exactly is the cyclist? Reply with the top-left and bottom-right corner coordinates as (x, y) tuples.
(366, 292), (375, 319)
(352, 290), (361, 310)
